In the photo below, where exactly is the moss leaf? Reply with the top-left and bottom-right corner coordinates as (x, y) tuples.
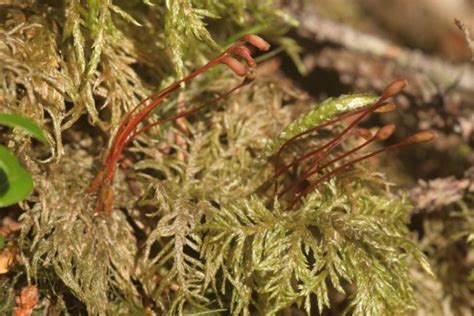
(263, 93), (379, 157)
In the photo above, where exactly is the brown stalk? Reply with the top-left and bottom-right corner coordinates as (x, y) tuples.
(273, 81), (405, 196)
(89, 35), (270, 215)
(268, 79), (436, 210)
(278, 124), (396, 198)
(288, 131), (436, 209)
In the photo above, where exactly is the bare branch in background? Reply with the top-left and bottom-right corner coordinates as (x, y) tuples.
(455, 18), (474, 61)
(297, 10), (474, 95)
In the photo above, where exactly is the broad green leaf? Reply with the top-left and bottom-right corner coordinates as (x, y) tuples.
(0, 145), (34, 207)
(0, 235), (4, 250)
(0, 113), (47, 144)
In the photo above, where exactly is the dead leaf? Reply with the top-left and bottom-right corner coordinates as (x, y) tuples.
(0, 247), (15, 274)
(14, 285), (40, 316)
(1, 217), (22, 237)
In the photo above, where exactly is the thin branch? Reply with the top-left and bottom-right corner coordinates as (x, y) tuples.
(455, 19), (474, 61)
(297, 10), (474, 94)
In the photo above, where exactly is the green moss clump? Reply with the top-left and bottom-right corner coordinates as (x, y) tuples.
(1, 1), (437, 315)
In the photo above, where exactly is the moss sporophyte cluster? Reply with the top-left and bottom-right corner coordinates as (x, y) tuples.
(89, 35), (271, 216)
(87, 34), (435, 218)
(1, 5), (436, 313)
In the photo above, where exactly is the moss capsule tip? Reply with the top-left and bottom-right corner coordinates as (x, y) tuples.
(406, 131), (437, 144)
(381, 79), (408, 100)
(242, 34), (271, 51)
(375, 124), (396, 141)
(374, 102), (396, 113)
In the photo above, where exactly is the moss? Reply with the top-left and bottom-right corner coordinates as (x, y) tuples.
(1, 1), (437, 315)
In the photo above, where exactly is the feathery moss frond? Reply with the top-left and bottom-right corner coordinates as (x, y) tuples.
(127, 77), (432, 314)
(199, 181), (427, 315)
(19, 152), (140, 314)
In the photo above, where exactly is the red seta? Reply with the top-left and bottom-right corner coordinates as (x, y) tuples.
(271, 80), (436, 209)
(89, 35), (270, 216)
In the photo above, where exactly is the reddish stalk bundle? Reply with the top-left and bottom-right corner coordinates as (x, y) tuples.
(89, 35), (270, 215)
(272, 80), (436, 209)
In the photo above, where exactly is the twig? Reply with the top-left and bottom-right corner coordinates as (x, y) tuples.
(297, 10), (474, 94)
(455, 19), (474, 61)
